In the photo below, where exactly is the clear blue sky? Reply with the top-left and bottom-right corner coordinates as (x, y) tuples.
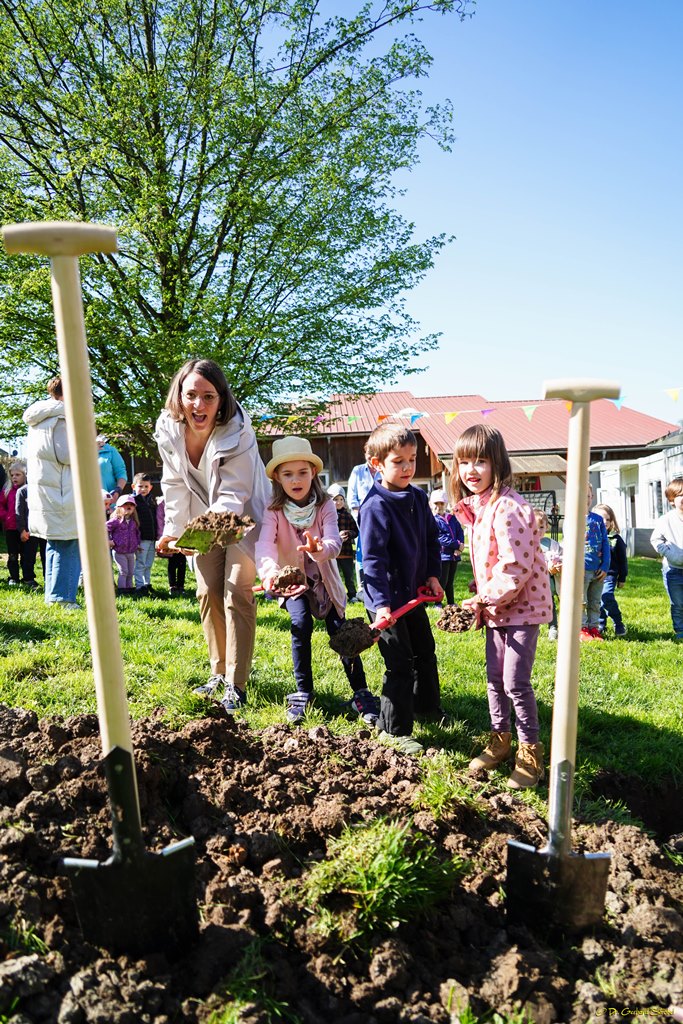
(375, 1), (682, 425)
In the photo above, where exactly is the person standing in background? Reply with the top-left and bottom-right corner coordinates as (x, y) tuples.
(327, 484), (359, 602)
(23, 376), (81, 609)
(97, 434), (127, 500)
(347, 442), (379, 590)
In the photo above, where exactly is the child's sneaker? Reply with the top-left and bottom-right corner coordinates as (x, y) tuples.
(286, 691), (312, 723)
(614, 623), (627, 637)
(377, 730), (424, 756)
(193, 674), (224, 697)
(349, 688), (380, 726)
(579, 627), (595, 642)
(221, 681), (247, 713)
(589, 627), (604, 640)
(547, 625), (558, 641)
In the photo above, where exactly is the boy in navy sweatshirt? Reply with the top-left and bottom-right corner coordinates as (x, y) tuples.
(580, 485), (611, 641)
(359, 424), (445, 753)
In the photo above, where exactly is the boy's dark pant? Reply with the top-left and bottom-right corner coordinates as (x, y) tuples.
(438, 559), (458, 605)
(376, 604), (440, 736)
(167, 552), (186, 590)
(336, 557), (357, 599)
(6, 529), (39, 583)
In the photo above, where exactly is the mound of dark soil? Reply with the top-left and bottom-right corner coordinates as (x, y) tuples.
(435, 605), (476, 633)
(272, 566), (306, 591)
(329, 618), (378, 657)
(1, 703), (682, 1023)
(184, 511), (255, 548)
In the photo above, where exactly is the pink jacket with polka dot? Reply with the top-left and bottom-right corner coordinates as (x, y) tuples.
(455, 486), (552, 627)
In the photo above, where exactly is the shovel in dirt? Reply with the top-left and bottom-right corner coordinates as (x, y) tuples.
(172, 510), (255, 554)
(506, 378), (615, 932)
(2, 221), (198, 955)
(329, 586), (441, 658)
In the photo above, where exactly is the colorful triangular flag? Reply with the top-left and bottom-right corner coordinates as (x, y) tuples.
(522, 405), (537, 421)
(377, 414), (388, 423)
(480, 408), (493, 417)
(610, 398), (624, 411)
(445, 412), (459, 424)
(665, 387), (680, 402)
(347, 416), (359, 425)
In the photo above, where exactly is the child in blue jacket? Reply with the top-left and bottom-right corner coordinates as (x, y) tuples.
(359, 424), (445, 754)
(593, 503), (628, 636)
(429, 488), (464, 605)
(581, 486), (611, 641)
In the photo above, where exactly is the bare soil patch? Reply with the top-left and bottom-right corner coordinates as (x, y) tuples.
(1, 704), (682, 1023)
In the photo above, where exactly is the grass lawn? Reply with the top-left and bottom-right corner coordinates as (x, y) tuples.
(0, 544), (681, 800)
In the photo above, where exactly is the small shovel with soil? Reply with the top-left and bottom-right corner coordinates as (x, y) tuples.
(435, 604), (476, 633)
(173, 510), (255, 554)
(2, 221), (198, 955)
(330, 586), (441, 658)
(506, 378), (614, 932)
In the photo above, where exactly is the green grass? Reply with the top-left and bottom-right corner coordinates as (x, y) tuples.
(205, 939), (302, 1024)
(0, 549), (681, 792)
(295, 817), (468, 947)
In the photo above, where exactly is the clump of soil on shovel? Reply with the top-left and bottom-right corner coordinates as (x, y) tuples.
(329, 617), (378, 657)
(185, 510), (255, 547)
(1, 702), (682, 1024)
(436, 604), (476, 632)
(271, 565), (306, 590)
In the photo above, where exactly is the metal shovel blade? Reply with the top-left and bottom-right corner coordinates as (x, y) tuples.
(63, 746), (199, 955)
(506, 839), (610, 932)
(64, 838), (198, 956)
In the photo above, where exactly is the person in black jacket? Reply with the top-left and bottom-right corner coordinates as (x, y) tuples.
(133, 472), (158, 596)
(593, 503), (628, 637)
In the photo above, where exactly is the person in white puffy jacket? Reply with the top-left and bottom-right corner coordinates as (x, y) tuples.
(155, 358), (270, 711)
(23, 376), (81, 608)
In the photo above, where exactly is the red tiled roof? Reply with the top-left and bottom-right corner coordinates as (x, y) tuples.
(308, 391), (488, 437)
(310, 391), (677, 456)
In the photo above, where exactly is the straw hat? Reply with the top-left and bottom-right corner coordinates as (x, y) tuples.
(265, 436), (324, 479)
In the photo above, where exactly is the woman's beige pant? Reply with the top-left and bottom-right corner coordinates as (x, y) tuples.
(195, 544), (256, 687)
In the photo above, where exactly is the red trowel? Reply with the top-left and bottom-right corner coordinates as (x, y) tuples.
(2, 222), (198, 955)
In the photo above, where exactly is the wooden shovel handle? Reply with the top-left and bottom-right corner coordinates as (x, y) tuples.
(2, 223), (133, 767)
(542, 377), (620, 851)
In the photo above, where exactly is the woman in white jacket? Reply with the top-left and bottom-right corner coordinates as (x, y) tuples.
(155, 359), (270, 710)
(23, 376), (81, 608)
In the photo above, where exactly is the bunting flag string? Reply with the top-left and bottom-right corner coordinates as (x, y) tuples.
(256, 389), (680, 429)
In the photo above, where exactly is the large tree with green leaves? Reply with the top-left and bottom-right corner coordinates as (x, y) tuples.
(0, 0), (472, 448)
